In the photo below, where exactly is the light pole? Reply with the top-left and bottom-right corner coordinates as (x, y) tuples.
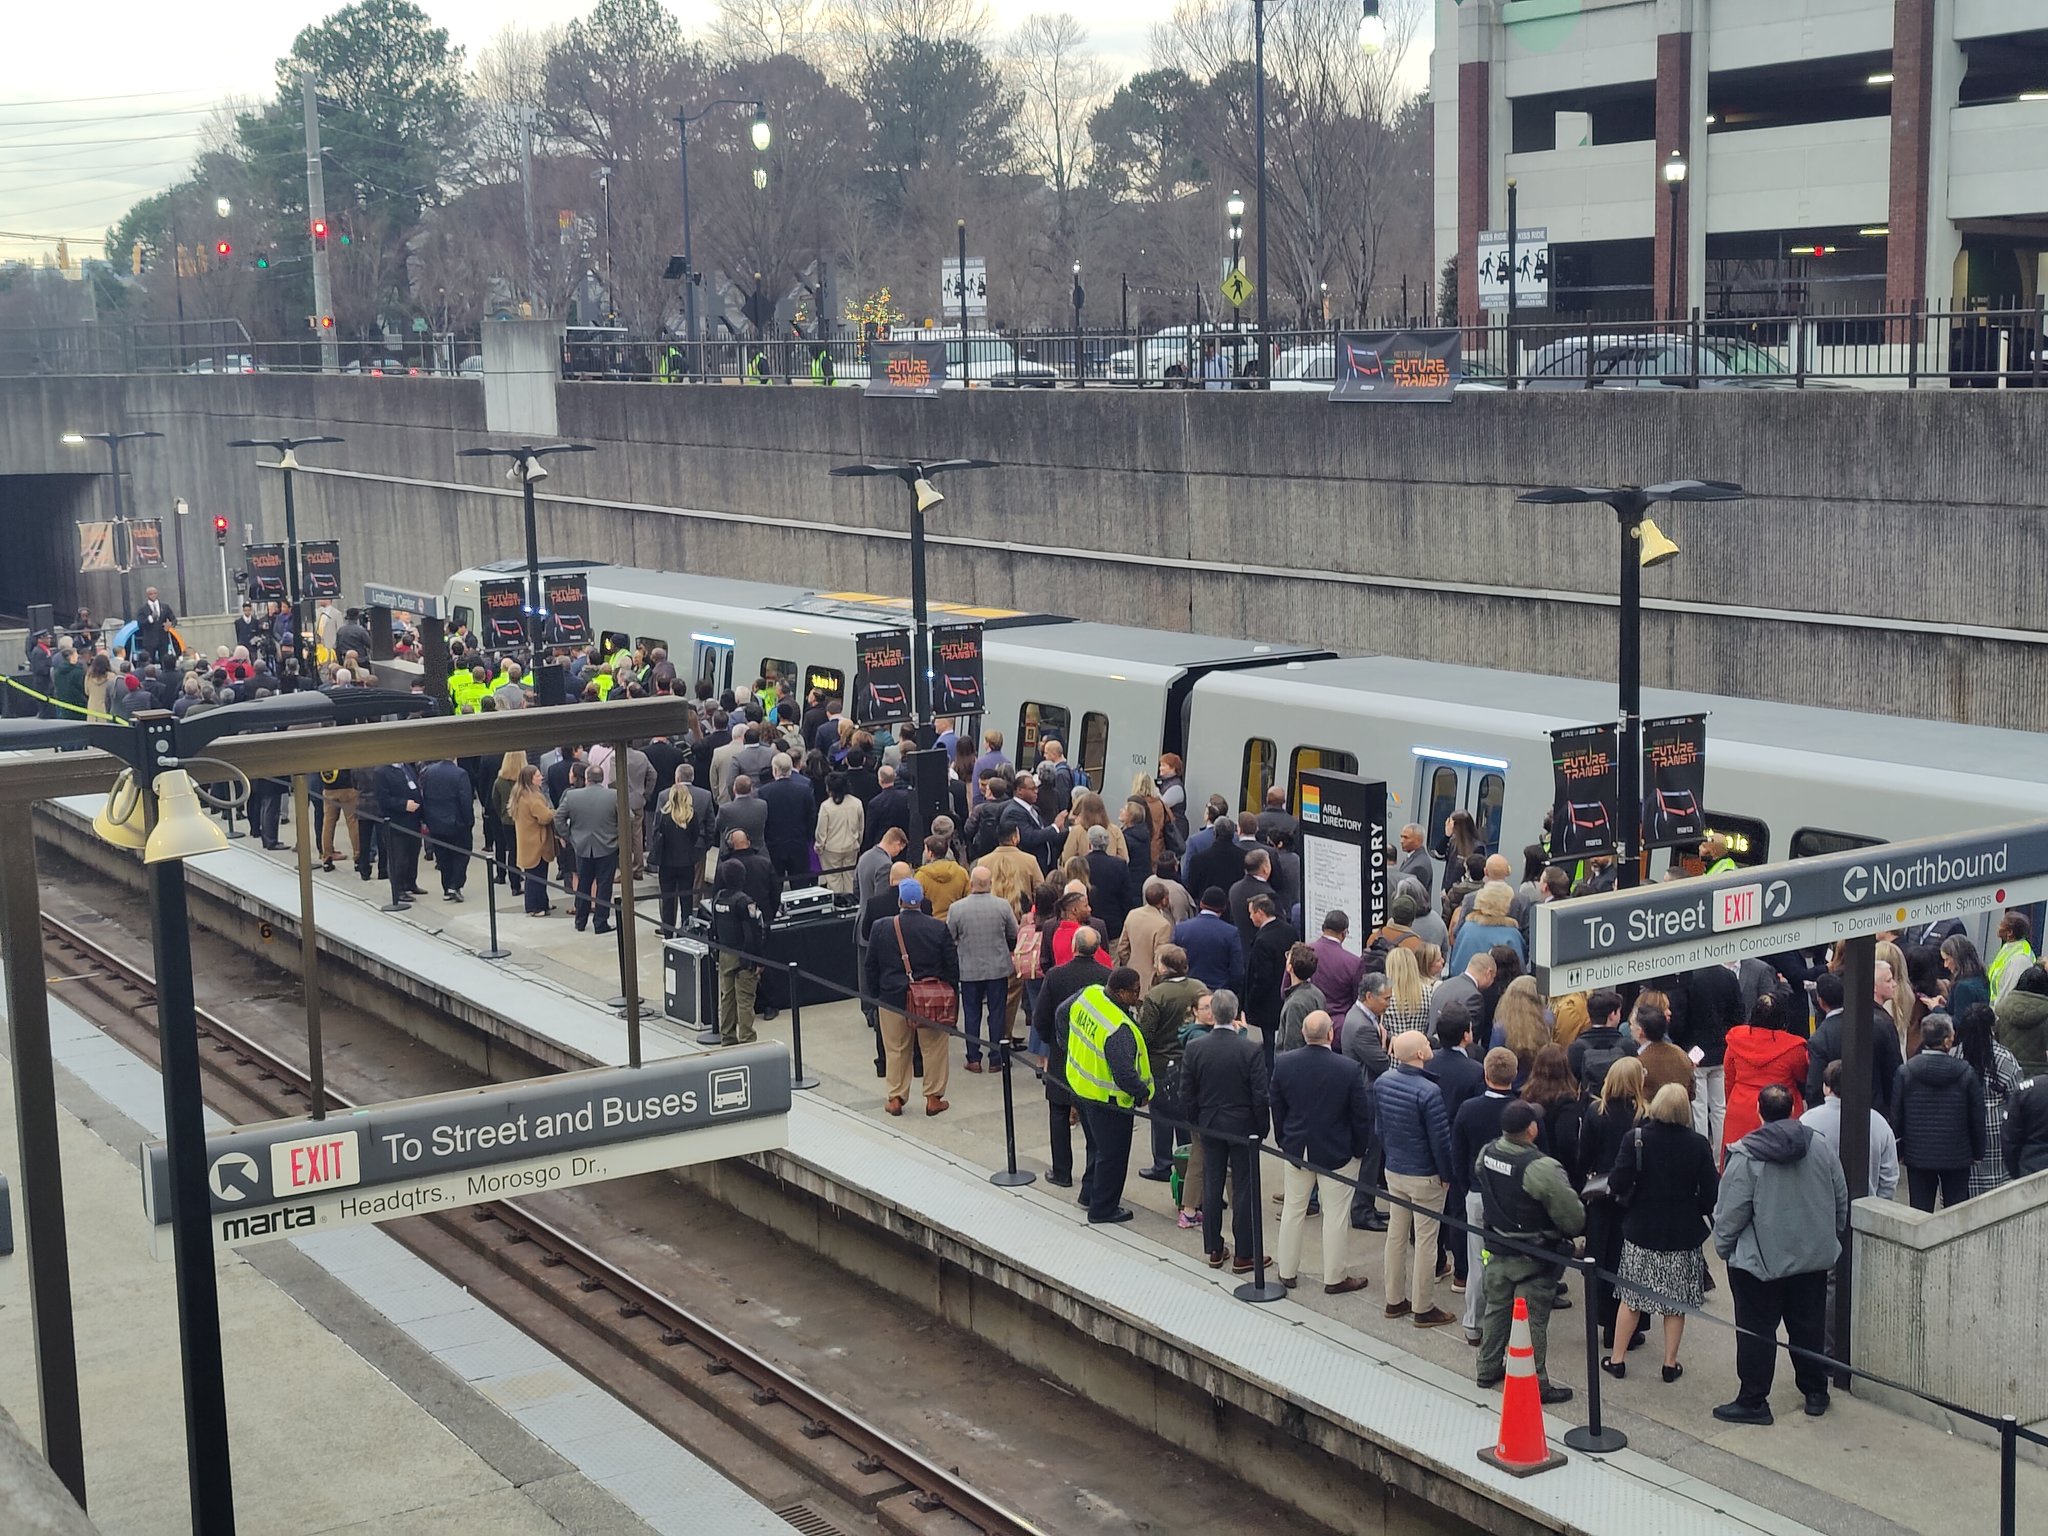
(828, 460), (996, 750)
(62, 429), (163, 624)
(1071, 261), (1085, 388)
(457, 443), (597, 666)
(225, 436), (342, 680)
(171, 497), (191, 616)
(675, 100), (770, 370)
(1518, 480), (1743, 888)
(1227, 190), (1245, 375)
(1663, 148), (1688, 324)
(598, 165), (615, 324)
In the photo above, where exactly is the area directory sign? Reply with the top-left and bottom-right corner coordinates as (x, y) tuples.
(142, 1046), (791, 1251)
(1297, 770), (1389, 950)
(1534, 821), (2048, 991)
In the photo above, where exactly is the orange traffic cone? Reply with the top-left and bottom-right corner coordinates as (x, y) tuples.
(1478, 1296), (1567, 1478)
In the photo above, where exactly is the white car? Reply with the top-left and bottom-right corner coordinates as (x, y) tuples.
(1108, 325), (1259, 384)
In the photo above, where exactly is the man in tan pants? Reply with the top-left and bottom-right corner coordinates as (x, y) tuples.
(319, 769), (360, 871)
(863, 877), (959, 1117)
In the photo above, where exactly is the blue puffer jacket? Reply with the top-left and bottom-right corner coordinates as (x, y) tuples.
(1374, 1063), (1454, 1182)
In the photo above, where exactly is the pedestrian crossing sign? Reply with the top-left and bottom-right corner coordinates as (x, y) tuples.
(1221, 267), (1254, 309)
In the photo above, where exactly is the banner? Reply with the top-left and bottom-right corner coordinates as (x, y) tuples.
(1330, 329), (1461, 402)
(930, 622), (984, 716)
(480, 578), (526, 647)
(864, 340), (946, 398)
(852, 629), (913, 725)
(128, 518), (165, 567)
(1548, 723), (1620, 859)
(77, 521), (115, 573)
(1298, 770), (1389, 948)
(301, 539), (342, 601)
(1642, 714), (1708, 849)
(542, 572), (590, 647)
(246, 542), (288, 602)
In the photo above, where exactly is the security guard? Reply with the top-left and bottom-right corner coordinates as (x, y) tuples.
(746, 347), (769, 384)
(809, 345), (835, 386)
(1062, 966), (1153, 1224)
(1701, 833), (1740, 876)
(1474, 1100), (1584, 1403)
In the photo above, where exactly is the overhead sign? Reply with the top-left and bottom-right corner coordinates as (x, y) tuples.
(543, 572), (590, 647)
(941, 257), (988, 316)
(143, 1046), (791, 1251)
(363, 582), (444, 619)
(931, 622), (984, 716)
(1221, 267), (1254, 310)
(864, 340), (946, 398)
(246, 542), (288, 602)
(129, 518), (166, 567)
(1534, 821), (2048, 991)
(1477, 227), (1549, 311)
(1548, 722), (1619, 860)
(852, 628), (913, 726)
(301, 539), (342, 601)
(1641, 714), (1707, 848)
(1298, 771), (1389, 950)
(1331, 329), (1461, 402)
(480, 578), (526, 647)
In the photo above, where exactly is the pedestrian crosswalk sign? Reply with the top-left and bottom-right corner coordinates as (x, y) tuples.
(1221, 267), (1254, 309)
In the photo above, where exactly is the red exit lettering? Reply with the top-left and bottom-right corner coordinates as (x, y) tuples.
(289, 1139), (346, 1188)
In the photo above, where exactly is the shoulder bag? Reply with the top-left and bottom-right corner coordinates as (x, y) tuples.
(894, 917), (959, 1029)
(1583, 1124), (1644, 1207)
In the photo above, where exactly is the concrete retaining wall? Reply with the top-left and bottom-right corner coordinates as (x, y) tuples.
(1, 374), (2043, 727)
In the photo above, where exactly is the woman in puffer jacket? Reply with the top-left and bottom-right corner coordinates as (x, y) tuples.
(1719, 992), (1807, 1168)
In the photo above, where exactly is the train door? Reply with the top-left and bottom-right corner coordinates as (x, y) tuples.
(1413, 751), (1510, 855)
(692, 634), (734, 697)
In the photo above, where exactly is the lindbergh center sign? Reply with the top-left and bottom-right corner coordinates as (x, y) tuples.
(1535, 822), (2048, 992)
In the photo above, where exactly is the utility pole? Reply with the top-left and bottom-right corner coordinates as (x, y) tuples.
(301, 73), (339, 374)
(521, 108), (539, 317)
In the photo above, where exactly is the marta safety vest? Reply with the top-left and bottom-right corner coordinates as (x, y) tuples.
(1706, 856), (1739, 876)
(810, 348), (835, 385)
(1991, 940), (2036, 999)
(1064, 984), (1152, 1108)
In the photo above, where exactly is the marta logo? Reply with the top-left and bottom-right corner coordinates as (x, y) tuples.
(1300, 786), (1322, 823)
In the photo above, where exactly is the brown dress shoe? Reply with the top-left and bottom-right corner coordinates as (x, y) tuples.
(925, 1097), (950, 1116)
(1231, 1254), (1273, 1275)
(1412, 1306), (1459, 1329)
(1384, 1300), (1412, 1320)
(885, 1097), (905, 1116)
(1324, 1276), (1370, 1296)
(1207, 1250), (1230, 1269)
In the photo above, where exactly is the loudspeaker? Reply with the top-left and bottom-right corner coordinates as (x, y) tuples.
(534, 660), (568, 707)
(26, 604), (54, 639)
(367, 604), (394, 661)
(905, 746), (949, 844)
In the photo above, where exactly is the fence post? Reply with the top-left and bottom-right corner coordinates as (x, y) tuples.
(1908, 298), (1922, 390)
(1795, 287), (1808, 388)
(989, 1043), (1035, 1187)
(2001, 1415), (2018, 1536)
(479, 848), (509, 960)
(1563, 1254), (1628, 1453)
(2034, 294), (2044, 391)
(786, 959), (818, 1090)
(1233, 1140), (1286, 1303)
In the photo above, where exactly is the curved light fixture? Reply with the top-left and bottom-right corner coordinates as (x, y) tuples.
(750, 108), (772, 152)
(1359, 0), (1385, 55)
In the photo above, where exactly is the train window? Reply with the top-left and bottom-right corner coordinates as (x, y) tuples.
(599, 630), (631, 659)
(452, 606), (473, 632)
(1289, 747), (1359, 812)
(1017, 702), (1070, 772)
(1671, 811), (1772, 875)
(1476, 773), (1506, 852)
(759, 657), (796, 693)
(805, 665), (845, 702)
(1424, 765), (1458, 837)
(1080, 712), (1110, 792)
(635, 635), (670, 660)
(1241, 738), (1277, 812)
(1791, 827), (1883, 860)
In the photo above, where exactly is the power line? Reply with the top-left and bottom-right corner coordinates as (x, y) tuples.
(0, 87), (230, 108)
(0, 105), (229, 128)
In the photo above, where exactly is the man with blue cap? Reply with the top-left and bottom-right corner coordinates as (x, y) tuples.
(864, 876), (961, 1117)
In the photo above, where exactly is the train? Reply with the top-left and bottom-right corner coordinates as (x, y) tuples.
(444, 559), (2048, 886)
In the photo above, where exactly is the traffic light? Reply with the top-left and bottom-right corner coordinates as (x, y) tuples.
(337, 231), (350, 246)
(212, 515), (229, 547)
(311, 218), (328, 243)
(254, 254), (269, 269)
(215, 240), (232, 258)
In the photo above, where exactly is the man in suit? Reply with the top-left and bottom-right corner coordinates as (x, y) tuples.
(1178, 796), (1233, 888)
(863, 878), (960, 1117)
(1083, 825), (1135, 941)
(863, 763), (914, 852)
(1182, 989), (1271, 1273)
(1187, 811), (1254, 908)
(728, 724), (778, 801)
(557, 764), (621, 933)
(998, 773), (1067, 870)
(1271, 1009), (1376, 1293)
(758, 752), (818, 887)
(1255, 785), (1298, 847)
(1173, 888), (1245, 993)
(134, 586), (176, 664)
(418, 756), (475, 900)
(714, 774), (770, 857)
(373, 759), (428, 909)
(1427, 951), (1496, 1033)
(1242, 895), (1300, 1068)
(1396, 823), (1434, 900)
(709, 722), (751, 806)
(1229, 847), (1277, 954)
(1684, 961), (1745, 1147)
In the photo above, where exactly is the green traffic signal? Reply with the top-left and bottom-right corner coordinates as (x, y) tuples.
(337, 232), (350, 246)
(254, 255), (269, 269)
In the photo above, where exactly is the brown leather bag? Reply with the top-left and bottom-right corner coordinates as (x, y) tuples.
(892, 916), (957, 1029)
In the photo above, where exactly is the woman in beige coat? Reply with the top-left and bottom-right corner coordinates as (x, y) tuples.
(815, 771), (865, 895)
(1058, 789), (1127, 864)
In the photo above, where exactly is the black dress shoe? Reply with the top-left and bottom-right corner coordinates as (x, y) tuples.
(1538, 1383), (1574, 1405)
(1713, 1400), (1773, 1425)
(1087, 1206), (1135, 1224)
(1803, 1391), (1829, 1417)
(1044, 1174), (1074, 1188)
(1138, 1167), (1173, 1182)
(1352, 1213), (1389, 1232)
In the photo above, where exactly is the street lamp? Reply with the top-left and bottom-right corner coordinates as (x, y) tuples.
(456, 442), (597, 669)
(828, 459), (996, 750)
(225, 436), (343, 679)
(214, 196), (231, 219)
(597, 166), (615, 324)
(1517, 480), (1743, 889)
(674, 99), (771, 368)
(62, 429), (163, 626)
(1071, 261), (1085, 388)
(1663, 148), (1689, 323)
(1359, 0), (1385, 55)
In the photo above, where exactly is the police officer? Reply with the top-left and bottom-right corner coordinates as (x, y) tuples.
(1063, 966), (1153, 1225)
(1474, 1099), (1584, 1403)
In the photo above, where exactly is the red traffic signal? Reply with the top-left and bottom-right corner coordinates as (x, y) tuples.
(212, 515), (229, 545)
(214, 240), (232, 258)
(311, 218), (328, 241)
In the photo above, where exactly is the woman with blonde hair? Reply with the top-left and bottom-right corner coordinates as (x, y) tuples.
(1606, 1082), (1719, 1383)
(1492, 975), (1552, 1083)
(1447, 880), (1524, 973)
(1059, 789), (1127, 863)
(1582, 1058), (1651, 1351)
(489, 751), (527, 893)
(1874, 939), (1918, 1055)
(1381, 945), (1436, 1034)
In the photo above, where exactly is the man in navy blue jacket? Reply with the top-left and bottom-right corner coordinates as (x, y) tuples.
(374, 761), (427, 910)
(1270, 1011), (1375, 1293)
(1375, 1029), (1459, 1329)
(1172, 887), (1244, 993)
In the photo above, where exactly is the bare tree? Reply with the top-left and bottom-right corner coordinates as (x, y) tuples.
(1007, 14), (1110, 254)
(713, 0), (832, 62)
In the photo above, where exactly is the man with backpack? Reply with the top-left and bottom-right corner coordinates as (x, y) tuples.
(1568, 990), (1635, 1090)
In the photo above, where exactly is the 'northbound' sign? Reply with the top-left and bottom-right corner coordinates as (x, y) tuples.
(1535, 822), (2048, 991)
(143, 1046), (791, 1251)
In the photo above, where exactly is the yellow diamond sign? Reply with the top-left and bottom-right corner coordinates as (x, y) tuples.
(1221, 267), (1254, 309)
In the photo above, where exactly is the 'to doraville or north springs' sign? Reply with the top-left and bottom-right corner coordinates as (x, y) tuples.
(1535, 822), (2048, 992)
(142, 1045), (791, 1252)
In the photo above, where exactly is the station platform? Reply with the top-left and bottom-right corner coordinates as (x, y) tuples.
(39, 796), (2038, 1535)
(0, 965), (799, 1534)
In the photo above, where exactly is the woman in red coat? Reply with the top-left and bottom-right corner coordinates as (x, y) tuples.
(1719, 991), (1808, 1165)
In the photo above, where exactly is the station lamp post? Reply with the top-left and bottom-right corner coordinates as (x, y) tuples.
(674, 101), (771, 367)
(1517, 479), (1744, 888)
(225, 436), (343, 675)
(61, 429), (163, 623)
(1663, 148), (1688, 323)
(456, 442), (596, 664)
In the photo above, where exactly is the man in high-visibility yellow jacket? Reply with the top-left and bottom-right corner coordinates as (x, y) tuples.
(1701, 833), (1740, 877)
(1990, 911), (2036, 1004)
(1062, 967), (1152, 1224)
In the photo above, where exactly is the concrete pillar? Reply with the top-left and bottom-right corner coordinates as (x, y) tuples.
(1654, 2), (1695, 322)
(1456, 3), (1496, 325)
(1886, 0), (1938, 307)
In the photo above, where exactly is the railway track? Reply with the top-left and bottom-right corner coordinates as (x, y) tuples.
(40, 910), (1044, 1536)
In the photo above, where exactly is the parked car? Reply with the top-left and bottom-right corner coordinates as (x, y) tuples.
(183, 353), (260, 374)
(1106, 324), (1259, 384)
(1521, 333), (1850, 389)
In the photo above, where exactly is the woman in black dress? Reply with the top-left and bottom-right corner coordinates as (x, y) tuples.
(1581, 1056), (1650, 1352)
(1605, 1082), (1719, 1383)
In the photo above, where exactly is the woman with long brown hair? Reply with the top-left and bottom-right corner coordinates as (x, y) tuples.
(1059, 789), (1128, 863)
(1492, 975), (1552, 1085)
(1521, 1043), (1586, 1179)
(508, 763), (557, 916)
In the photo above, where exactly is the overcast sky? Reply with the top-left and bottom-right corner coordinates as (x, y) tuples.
(1, 0), (1431, 264)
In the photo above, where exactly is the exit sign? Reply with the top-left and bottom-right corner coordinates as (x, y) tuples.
(270, 1129), (361, 1196)
(1713, 884), (1763, 933)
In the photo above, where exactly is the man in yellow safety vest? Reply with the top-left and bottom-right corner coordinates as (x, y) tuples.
(1062, 967), (1153, 1224)
(1701, 832), (1740, 877)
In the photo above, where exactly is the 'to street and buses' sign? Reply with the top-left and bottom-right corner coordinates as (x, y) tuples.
(143, 1046), (791, 1252)
(1535, 822), (2048, 991)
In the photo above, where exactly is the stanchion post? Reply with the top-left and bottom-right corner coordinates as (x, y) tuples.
(1563, 1254), (1628, 1453)
(478, 853), (509, 960)
(290, 774), (327, 1117)
(989, 1043), (1035, 1188)
(2001, 1416), (2017, 1536)
(1233, 1138), (1286, 1303)
(786, 959), (818, 1090)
